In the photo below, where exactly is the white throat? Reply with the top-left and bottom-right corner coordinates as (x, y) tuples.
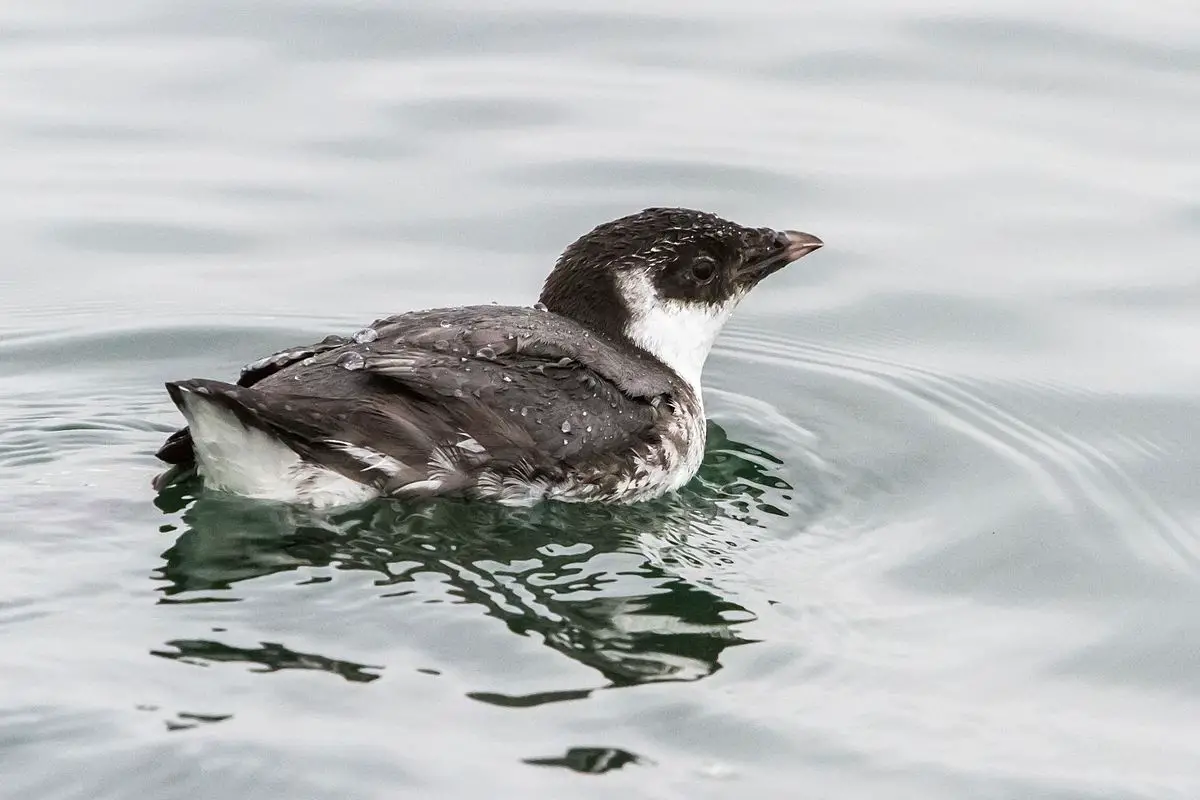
(617, 270), (742, 392)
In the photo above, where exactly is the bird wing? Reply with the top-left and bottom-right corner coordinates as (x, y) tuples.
(158, 306), (683, 499)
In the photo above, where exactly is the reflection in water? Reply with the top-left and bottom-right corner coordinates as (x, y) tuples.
(151, 423), (791, 704)
(523, 747), (646, 774)
(163, 711), (234, 733)
(151, 639), (382, 683)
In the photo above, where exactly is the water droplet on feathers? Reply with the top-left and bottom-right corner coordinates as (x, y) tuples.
(353, 327), (378, 344)
(338, 352), (365, 371)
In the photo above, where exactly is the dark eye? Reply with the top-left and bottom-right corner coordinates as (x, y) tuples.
(690, 257), (716, 284)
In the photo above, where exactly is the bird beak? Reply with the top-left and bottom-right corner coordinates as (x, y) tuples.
(738, 229), (823, 283)
(779, 230), (824, 263)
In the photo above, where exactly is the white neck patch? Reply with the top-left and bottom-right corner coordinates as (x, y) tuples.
(616, 270), (744, 392)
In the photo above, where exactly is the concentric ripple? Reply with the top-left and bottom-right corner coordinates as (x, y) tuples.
(718, 326), (1200, 576)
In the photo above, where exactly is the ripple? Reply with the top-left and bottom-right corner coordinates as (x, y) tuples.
(396, 96), (568, 132)
(151, 639), (383, 683)
(718, 327), (1200, 577)
(141, 4), (717, 61)
(510, 157), (813, 195)
(1, 705), (406, 800)
(46, 220), (260, 256)
(0, 322), (321, 374)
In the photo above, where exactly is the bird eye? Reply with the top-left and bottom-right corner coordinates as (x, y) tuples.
(690, 257), (716, 284)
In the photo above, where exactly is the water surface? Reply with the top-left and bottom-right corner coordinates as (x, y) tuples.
(2, 1), (1199, 797)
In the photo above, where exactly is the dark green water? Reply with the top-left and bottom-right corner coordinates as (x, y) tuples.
(2, 2), (1199, 797)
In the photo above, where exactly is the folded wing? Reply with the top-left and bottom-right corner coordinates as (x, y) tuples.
(157, 306), (683, 502)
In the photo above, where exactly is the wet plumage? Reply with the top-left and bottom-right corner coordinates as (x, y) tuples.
(155, 208), (822, 507)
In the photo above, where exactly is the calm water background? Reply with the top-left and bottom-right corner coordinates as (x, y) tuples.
(2, 1), (1199, 797)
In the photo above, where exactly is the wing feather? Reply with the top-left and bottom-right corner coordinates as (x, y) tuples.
(157, 306), (684, 497)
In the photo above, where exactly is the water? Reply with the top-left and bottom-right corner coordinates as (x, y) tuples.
(2, 1), (1199, 797)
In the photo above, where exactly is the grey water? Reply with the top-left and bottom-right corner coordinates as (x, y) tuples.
(2, 1), (1199, 797)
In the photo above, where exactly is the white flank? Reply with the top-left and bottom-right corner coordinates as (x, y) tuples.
(178, 390), (377, 508)
(616, 270), (744, 393)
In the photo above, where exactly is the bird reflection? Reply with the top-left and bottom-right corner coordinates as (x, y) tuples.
(152, 639), (382, 683)
(151, 423), (792, 705)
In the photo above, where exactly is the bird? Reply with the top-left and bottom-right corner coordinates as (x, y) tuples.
(153, 207), (823, 508)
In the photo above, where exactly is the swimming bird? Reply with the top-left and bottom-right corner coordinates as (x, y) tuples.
(154, 207), (822, 507)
